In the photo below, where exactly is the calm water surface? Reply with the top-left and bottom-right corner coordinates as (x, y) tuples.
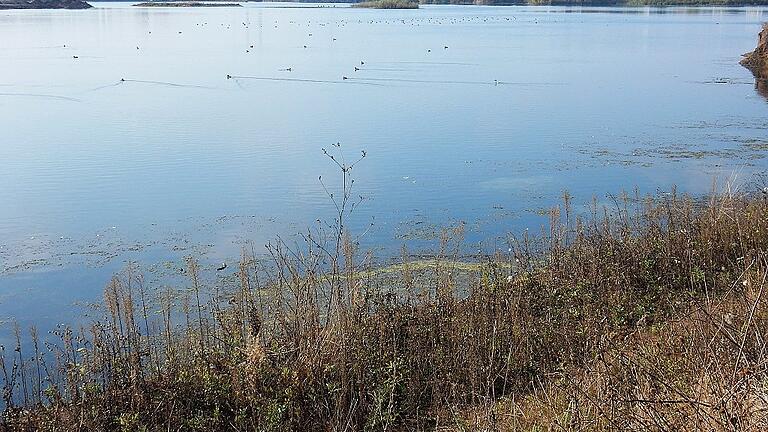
(1, 3), (767, 338)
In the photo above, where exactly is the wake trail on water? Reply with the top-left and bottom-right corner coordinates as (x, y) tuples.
(344, 77), (565, 86)
(369, 61), (480, 66)
(0, 92), (81, 102)
(355, 68), (411, 72)
(89, 80), (125, 91)
(120, 79), (216, 89)
(228, 75), (385, 87)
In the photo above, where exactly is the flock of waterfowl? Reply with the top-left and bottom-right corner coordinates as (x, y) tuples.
(65, 10), (535, 88)
(0, 9), (559, 101)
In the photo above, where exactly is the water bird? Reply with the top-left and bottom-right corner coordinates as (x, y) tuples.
(444, 46), (448, 49)
(226, 74), (232, 79)
(72, 55), (78, 59)
(354, 67), (359, 71)
(361, 61), (365, 65)
(217, 262), (227, 271)
(343, 76), (348, 80)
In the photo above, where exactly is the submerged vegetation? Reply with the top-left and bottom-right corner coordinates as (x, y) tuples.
(1, 147), (768, 430)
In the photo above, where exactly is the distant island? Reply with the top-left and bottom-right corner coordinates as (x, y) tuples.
(352, 0), (419, 8)
(133, 1), (241, 6)
(0, 0), (91, 8)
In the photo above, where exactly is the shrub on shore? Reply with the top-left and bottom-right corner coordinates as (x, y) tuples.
(2, 179), (768, 430)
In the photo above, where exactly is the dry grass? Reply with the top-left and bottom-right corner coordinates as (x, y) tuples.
(1, 161), (768, 430)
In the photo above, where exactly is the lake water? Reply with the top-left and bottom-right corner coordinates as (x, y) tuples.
(1, 2), (767, 340)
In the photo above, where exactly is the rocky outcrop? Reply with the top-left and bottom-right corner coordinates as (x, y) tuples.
(0, 0), (92, 9)
(741, 24), (768, 81)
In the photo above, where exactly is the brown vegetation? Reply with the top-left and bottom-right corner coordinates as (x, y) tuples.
(1, 155), (768, 430)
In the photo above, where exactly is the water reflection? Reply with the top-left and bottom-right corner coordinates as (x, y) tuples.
(756, 78), (768, 101)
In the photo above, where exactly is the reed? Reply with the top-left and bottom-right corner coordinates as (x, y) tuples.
(1, 154), (767, 430)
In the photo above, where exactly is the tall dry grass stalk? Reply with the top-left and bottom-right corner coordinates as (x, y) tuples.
(2, 162), (767, 430)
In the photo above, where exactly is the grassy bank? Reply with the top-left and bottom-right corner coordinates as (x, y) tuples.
(2, 183), (768, 430)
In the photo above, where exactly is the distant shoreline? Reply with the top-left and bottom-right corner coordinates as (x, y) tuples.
(132, 1), (242, 6)
(416, 0), (768, 6)
(61, 0), (768, 8)
(261, 0), (768, 6)
(352, 0), (419, 8)
(0, 0), (91, 9)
